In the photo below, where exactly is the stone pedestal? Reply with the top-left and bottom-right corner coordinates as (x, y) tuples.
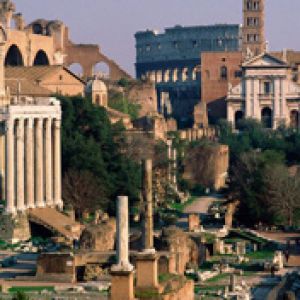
(136, 252), (158, 289)
(0, 213), (30, 243)
(110, 269), (135, 300)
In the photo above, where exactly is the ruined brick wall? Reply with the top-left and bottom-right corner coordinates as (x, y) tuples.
(201, 51), (242, 121)
(127, 81), (158, 117)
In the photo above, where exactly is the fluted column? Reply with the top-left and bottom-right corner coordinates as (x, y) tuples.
(35, 119), (44, 208)
(16, 119), (25, 212)
(25, 118), (34, 209)
(45, 118), (53, 207)
(53, 119), (62, 208)
(5, 119), (15, 214)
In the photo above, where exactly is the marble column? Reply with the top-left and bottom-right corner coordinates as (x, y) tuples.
(5, 119), (15, 214)
(172, 148), (177, 187)
(35, 119), (45, 208)
(167, 140), (172, 183)
(142, 159), (154, 252)
(112, 196), (133, 272)
(25, 119), (34, 209)
(53, 119), (62, 208)
(16, 119), (25, 211)
(45, 118), (53, 207)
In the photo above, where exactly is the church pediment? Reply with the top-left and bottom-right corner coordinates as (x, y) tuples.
(243, 53), (288, 68)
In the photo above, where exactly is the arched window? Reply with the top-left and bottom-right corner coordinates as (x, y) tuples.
(290, 110), (299, 129)
(5, 45), (24, 66)
(234, 111), (244, 130)
(261, 107), (273, 128)
(33, 50), (49, 66)
(220, 66), (228, 80)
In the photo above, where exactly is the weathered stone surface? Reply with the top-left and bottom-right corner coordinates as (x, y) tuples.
(156, 226), (199, 275)
(0, 213), (30, 243)
(80, 218), (116, 252)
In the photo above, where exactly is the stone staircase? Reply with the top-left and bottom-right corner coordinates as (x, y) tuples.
(28, 208), (83, 240)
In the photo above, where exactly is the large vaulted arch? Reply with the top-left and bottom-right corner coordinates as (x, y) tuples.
(33, 50), (50, 66)
(5, 45), (24, 66)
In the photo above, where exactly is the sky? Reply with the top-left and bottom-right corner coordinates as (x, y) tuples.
(15, 0), (300, 76)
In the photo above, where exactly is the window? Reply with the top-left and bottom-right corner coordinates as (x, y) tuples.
(205, 70), (210, 79)
(192, 40), (197, 48)
(220, 66), (228, 80)
(173, 41), (178, 49)
(59, 75), (63, 81)
(157, 43), (161, 50)
(264, 81), (271, 94)
(146, 44), (151, 52)
(234, 70), (242, 78)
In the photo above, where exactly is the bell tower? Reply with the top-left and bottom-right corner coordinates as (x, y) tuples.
(242, 0), (266, 60)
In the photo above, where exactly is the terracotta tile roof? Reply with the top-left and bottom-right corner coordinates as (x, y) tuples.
(5, 78), (52, 97)
(4, 65), (85, 97)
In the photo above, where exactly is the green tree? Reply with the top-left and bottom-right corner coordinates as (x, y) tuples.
(58, 96), (141, 215)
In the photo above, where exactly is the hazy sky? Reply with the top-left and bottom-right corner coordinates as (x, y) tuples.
(15, 0), (300, 75)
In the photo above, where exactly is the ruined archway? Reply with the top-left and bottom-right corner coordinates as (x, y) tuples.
(5, 44), (24, 66)
(33, 50), (49, 66)
(93, 62), (110, 78)
(32, 23), (43, 35)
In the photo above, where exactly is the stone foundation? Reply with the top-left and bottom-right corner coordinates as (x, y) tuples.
(0, 212), (30, 243)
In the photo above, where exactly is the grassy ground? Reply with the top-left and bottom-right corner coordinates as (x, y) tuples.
(9, 286), (55, 293)
(245, 250), (274, 260)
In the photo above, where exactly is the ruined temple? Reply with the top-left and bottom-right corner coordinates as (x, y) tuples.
(0, 0), (130, 81)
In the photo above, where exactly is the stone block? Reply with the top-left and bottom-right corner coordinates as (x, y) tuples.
(110, 270), (135, 300)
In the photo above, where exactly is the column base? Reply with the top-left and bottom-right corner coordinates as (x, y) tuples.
(110, 268), (135, 300)
(36, 202), (45, 208)
(5, 207), (16, 215)
(54, 200), (64, 211)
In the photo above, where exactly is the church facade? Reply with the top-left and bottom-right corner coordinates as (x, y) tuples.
(227, 53), (300, 129)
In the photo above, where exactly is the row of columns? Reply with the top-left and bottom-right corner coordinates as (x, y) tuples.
(179, 127), (217, 142)
(144, 66), (199, 84)
(6, 117), (62, 214)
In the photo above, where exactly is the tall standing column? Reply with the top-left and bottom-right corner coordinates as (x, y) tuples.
(25, 119), (34, 209)
(35, 118), (44, 208)
(112, 196), (133, 271)
(53, 119), (62, 209)
(110, 196), (134, 300)
(16, 119), (25, 212)
(45, 118), (53, 207)
(5, 119), (15, 214)
(172, 148), (177, 187)
(142, 159), (154, 252)
(136, 160), (158, 290)
(167, 139), (172, 183)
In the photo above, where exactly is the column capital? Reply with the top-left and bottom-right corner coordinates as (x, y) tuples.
(53, 119), (61, 129)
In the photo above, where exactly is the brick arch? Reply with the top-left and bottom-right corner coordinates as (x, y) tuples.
(33, 49), (50, 66)
(64, 42), (131, 81)
(5, 44), (24, 66)
(93, 61), (110, 78)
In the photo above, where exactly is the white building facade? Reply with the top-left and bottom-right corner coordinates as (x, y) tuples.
(227, 53), (300, 129)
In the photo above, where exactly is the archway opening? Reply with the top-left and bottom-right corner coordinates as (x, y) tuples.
(32, 23), (43, 35)
(234, 110), (244, 130)
(33, 50), (49, 66)
(93, 62), (110, 78)
(5, 45), (24, 66)
(68, 63), (83, 78)
(290, 110), (299, 129)
(261, 107), (273, 128)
